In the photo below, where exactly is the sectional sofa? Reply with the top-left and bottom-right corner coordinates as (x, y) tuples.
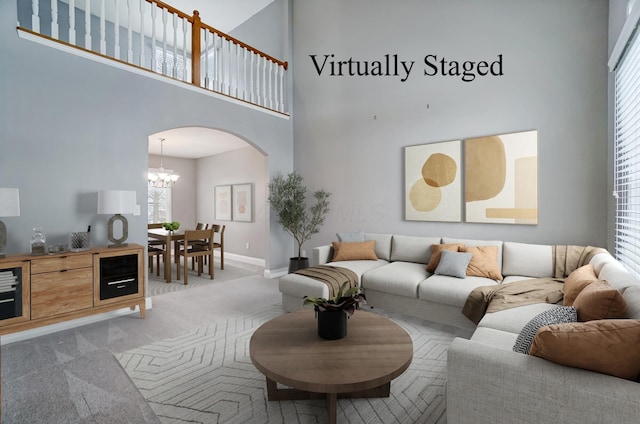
(278, 232), (640, 423)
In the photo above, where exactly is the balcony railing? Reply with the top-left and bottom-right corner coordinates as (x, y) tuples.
(17, 0), (289, 114)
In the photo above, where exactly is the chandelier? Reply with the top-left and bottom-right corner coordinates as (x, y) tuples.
(148, 138), (180, 188)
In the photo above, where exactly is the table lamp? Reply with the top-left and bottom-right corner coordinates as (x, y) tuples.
(0, 188), (20, 258)
(97, 190), (136, 248)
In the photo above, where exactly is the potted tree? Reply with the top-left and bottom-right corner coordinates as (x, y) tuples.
(268, 172), (330, 272)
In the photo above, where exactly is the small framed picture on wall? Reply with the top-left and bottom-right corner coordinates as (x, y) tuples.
(215, 185), (232, 221)
(232, 183), (252, 222)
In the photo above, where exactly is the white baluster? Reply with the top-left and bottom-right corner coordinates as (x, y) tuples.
(203, 30), (210, 89)
(31, 0), (40, 33)
(162, 8), (168, 75)
(51, 0), (58, 39)
(172, 13), (178, 78)
(250, 54), (255, 103)
(214, 34), (220, 91)
(226, 39), (231, 95)
(150, 5), (156, 70)
(113, 0), (119, 59)
(69, 0), (76, 44)
(234, 43), (239, 98)
(127, 0), (133, 62)
(262, 57), (267, 107)
(268, 60), (274, 109)
(139, 0), (145, 67)
(279, 65), (285, 112)
(85, 0), (91, 50)
(99, 0), (106, 54)
(242, 48), (247, 101)
(182, 17), (188, 82)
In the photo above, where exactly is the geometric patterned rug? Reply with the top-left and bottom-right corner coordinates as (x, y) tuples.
(116, 304), (471, 424)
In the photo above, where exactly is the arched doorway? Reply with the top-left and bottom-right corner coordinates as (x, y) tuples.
(147, 126), (269, 280)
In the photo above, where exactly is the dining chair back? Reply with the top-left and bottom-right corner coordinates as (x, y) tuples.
(176, 228), (215, 285)
(148, 223), (166, 248)
(212, 224), (226, 270)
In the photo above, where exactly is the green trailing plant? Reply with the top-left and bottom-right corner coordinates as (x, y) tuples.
(268, 172), (331, 259)
(303, 282), (367, 317)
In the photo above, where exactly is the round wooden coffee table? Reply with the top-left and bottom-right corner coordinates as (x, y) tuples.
(249, 309), (413, 424)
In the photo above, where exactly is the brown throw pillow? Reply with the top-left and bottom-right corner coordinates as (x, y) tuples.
(331, 240), (378, 261)
(426, 243), (465, 273)
(529, 320), (640, 380)
(563, 264), (598, 306)
(572, 280), (627, 321)
(461, 245), (503, 280)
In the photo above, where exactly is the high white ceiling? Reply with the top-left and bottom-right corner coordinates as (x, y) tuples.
(149, 0), (274, 159)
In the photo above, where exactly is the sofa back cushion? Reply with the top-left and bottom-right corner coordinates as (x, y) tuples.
(443, 237), (504, 270)
(502, 242), (553, 278)
(364, 233), (393, 261)
(623, 286), (640, 319)
(390, 235), (441, 264)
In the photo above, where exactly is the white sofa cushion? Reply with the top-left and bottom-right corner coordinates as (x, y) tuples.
(419, 275), (498, 307)
(623, 286), (640, 319)
(478, 303), (564, 334)
(502, 275), (535, 284)
(598, 261), (639, 292)
(590, 251), (616, 275)
(442, 237), (504, 270)
(502, 242), (553, 278)
(326, 259), (389, 280)
(363, 261), (429, 298)
(390, 235), (441, 264)
(364, 233), (393, 261)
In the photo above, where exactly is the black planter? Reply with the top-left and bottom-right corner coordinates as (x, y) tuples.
(288, 257), (310, 273)
(316, 309), (348, 340)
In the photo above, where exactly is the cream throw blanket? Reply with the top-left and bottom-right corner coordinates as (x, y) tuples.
(462, 245), (608, 324)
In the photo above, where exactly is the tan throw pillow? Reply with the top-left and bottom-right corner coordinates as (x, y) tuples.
(529, 320), (640, 380)
(331, 240), (378, 261)
(426, 243), (465, 273)
(563, 264), (598, 306)
(572, 280), (628, 321)
(461, 245), (503, 280)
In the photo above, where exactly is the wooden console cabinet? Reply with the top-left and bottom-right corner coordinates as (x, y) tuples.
(0, 244), (145, 336)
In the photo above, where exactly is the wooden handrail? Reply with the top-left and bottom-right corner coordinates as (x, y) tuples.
(144, 0), (193, 22)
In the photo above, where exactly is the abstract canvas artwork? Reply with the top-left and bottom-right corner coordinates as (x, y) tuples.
(405, 140), (462, 222)
(214, 185), (232, 221)
(232, 183), (252, 222)
(464, 130), (538, 225)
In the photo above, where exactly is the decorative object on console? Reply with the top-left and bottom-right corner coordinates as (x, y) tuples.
(97, 190), (137, 248)
(30, 227), (46, 255)
(214, 185), (232, 221)
(148, 138), (180, 188)
(232, 183), (253, 222)
(405, 140), (462, 222)
(268, 172), (331, 273)
(303, 282), (367, 340)
(70, 228), (91, 252)
(465, 130), (538, 225)
(0, 188), (20, 258)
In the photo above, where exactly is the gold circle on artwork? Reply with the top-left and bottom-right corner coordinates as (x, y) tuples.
(422, 153), (457, 187)
(410, 178), (441, 211)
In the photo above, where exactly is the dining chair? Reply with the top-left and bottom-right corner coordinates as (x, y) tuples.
(212, 224), (226, 270)
(176, 228), (215, 285)
(190, 223), (209, 270)
(148, 246), (166, 277)
(148, 223), (166, 248)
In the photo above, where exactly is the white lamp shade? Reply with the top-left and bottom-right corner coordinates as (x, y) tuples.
(97, 190), (137, 215)
(0, 188), (20, 217)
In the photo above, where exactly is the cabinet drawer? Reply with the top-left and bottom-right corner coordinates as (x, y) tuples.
(31, 268), (93, 319)
(31, 254), (92, 274)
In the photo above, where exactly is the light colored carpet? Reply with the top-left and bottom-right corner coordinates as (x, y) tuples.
(117, 305), (472, 424)
(147, 260), (261, 297)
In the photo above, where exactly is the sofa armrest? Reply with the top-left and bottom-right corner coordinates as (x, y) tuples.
(447, 338), (640, 424)
(313, 245), (333, 266)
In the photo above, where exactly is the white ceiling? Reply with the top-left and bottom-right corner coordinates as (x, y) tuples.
(148, 0), (274, 159)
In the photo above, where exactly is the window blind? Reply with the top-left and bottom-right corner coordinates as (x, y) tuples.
(614, 24), (640, 277)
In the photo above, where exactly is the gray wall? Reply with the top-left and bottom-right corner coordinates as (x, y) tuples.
(292, 0), (609, 250)
(0, 0), (293, 270)
(196, 147), (268, 260)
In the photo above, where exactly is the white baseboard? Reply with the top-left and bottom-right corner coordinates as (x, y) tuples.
(0, 297), (154, 345)
(218, 251), (265, 268)
(264, 267), (288, 279)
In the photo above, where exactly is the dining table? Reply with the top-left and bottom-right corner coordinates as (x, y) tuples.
(147, 228), (185, 283)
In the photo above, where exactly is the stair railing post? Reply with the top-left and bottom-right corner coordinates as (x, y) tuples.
(191, 10), (201, 88)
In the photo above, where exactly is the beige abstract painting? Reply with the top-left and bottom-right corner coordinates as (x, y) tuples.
(405, 140), (461, 222)
(464, 130), (538, 224)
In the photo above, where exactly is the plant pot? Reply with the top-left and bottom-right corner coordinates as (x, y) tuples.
(316, 309), (347, 340)
(288, 257), (310, 273)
